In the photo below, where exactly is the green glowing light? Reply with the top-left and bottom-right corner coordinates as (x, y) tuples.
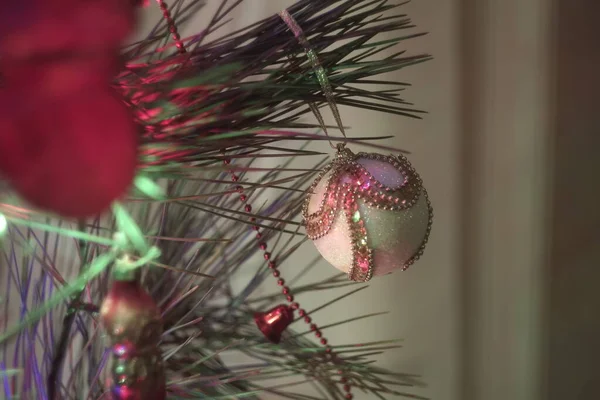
(134, 175), (165, 200)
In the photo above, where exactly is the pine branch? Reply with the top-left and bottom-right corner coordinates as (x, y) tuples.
(0, 1), (430, 398)
(117, 0), (429, 173)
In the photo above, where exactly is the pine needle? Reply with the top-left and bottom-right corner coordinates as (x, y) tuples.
(0, 1), (430, 398)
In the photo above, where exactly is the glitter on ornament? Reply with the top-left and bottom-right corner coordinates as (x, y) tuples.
(303, 145), (433, 282)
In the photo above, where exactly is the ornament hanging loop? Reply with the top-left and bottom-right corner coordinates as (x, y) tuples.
(336, 143), (355, 161)
(279, 9), (347, 149)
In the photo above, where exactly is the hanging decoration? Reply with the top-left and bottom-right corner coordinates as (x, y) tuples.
(277, 8), (433, 282)
(100, 278), (166, 400)
(254, 304), (295, 344)
(304, 145), (432, 282)
(99, 207), (165, 400)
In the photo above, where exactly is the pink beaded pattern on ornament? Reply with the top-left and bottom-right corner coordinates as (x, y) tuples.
(303, 144), (433, 282)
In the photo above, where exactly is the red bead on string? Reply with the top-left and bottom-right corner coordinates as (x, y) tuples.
(155, 0), (186, 53)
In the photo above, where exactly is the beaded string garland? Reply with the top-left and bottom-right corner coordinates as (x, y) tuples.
(221, 143), (359, 400)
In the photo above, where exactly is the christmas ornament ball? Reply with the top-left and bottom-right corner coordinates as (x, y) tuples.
(0, 89), (138, 218)
(303, 146), (432, 282)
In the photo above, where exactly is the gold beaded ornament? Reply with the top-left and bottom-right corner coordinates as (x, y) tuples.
(303, 144), (432, 282)
(279, 11), (433, 283)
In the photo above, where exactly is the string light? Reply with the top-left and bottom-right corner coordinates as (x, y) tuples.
(0, 213), (7, 235)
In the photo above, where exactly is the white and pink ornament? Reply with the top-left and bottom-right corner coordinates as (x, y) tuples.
(303, 145), (432, 282)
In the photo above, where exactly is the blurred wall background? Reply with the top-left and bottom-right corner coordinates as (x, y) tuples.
(545, 1), (600, 399)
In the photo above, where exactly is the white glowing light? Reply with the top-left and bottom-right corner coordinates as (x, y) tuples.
(0, 214), (7, 235)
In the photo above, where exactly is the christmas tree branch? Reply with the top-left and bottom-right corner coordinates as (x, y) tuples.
(0, 0), (430, 398)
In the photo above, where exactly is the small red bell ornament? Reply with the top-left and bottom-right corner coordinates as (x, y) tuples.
(254, 305), (295, 344)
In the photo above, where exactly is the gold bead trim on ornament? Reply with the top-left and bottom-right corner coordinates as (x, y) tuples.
(303, 146), (433, 282)
(303, 147), (422, 238)
(391, 182), (433, 274)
